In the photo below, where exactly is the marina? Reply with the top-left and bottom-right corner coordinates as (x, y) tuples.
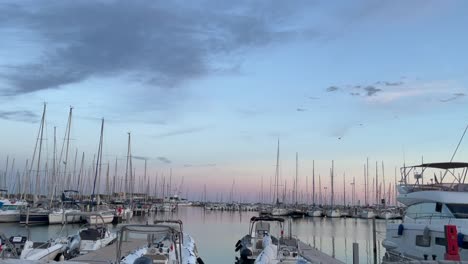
(1, 1), (468, 263)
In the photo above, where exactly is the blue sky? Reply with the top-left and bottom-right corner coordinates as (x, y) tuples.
(0, 0), (467, 203)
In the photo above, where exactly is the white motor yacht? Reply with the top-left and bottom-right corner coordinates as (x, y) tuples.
(383, 162), (468, 261)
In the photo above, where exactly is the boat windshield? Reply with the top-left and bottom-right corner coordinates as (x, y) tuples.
(446, 204), (468, 218)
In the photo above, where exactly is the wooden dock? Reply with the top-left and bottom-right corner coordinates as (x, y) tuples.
(298, 240), (344, 264)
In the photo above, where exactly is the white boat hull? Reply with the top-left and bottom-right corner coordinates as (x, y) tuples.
(307, 210), (323, 217)
(271, 208), (289, 216)
(49, 209), (82, 224)
(0, 211), (20, 222)
(86, 214), (114, 224)
(325, 209), (341, 218)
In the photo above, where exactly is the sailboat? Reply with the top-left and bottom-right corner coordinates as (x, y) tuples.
(20, 104), (50, 225)
(307, 160), (323, 217)
(48, 190), (82, 224)
(270, 140), (289, 216)
(325, 161), (341, 218)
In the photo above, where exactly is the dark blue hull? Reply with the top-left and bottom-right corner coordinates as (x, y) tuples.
(20, 212), (49, 225)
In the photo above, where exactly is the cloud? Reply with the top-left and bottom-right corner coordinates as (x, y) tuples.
(0, 1), (313, 96)
(440, 93), (465, 102)
(350, 92), (360, 96)
(384, 81), (403, 86)
(155, 127), (207, 138)
(157, 157), (171, 164)
(307, 96), (320, 100)
(363, 86), (382, 96)
(0, 110), (39, 123)
(296, 108), (307, 112)
(326, 86), (340, 92)
(132, 155), (149, 161)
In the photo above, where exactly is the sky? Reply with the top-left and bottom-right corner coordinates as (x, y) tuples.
(1, 0), (468, 203)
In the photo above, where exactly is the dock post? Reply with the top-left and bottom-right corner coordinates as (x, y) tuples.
(353, 242), (359, 264)
(25, 206), (30, 226)
(372, 217), (377, 264)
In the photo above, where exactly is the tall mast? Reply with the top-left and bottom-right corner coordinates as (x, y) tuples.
(312, 160), (315, 205)
(4, 156), (8, 190)
(366, 158), (369, 205)
(78, 152), (84, 194)
(382, 161), (385, 206)
(35, 103), (46, 200)
(318, 174), (322, 205)
(91, 118), (104, 205)
(275, 139), (280, 205)
(343, 173), (346, 206)
(375, 161), (378, 205)
(331, 160), (334, 209)
(124, 132), (131, 201)
(52, 126), (56, 199)
(72, 148), (78, 188)
(64, 107), (73, 190)
(261, 174), (264, 204)
(112, 157), (117, 196)
(295, 152), (298, 206)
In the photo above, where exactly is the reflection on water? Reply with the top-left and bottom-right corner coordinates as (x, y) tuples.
(0, 207), (394, 263)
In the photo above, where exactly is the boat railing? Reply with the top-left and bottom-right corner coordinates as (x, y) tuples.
(115, 223), (183, 264)
(405, 213), (457, 224)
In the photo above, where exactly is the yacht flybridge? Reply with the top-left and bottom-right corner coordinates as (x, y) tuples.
(383, 162), (468, 261)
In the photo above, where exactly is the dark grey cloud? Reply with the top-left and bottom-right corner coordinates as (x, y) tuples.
(0, 110), (39, 123)
(440, 93), (465, 103)
(155, 127), (207, 138)
(363, 86), (382, 96)
(326, 86), (339, 92)
(157, 157), (172, 164)
(350, 92), (360, 96)
(0, 1), (313, 96)
(132, 156), (149, 161)
(296, 108), (307, 112)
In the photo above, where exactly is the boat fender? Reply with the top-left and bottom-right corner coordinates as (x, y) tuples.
(235, 240), (241, 248)
(235, 244), (242, 252)
(397, 224), (404, 236)
(458, 232), (464, 247)
(196, 257), (205, 264)
(444, 225), (460, 261)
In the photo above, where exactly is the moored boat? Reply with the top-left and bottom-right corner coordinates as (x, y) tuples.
(116, 219), (204, 264)
(383, 162), (468, 261)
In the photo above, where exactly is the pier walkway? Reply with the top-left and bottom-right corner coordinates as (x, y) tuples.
(298, 240), (344, 264)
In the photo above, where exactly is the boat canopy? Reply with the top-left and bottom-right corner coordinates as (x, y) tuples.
(250, 216), (285, 222)
(407, 162), (468, 170)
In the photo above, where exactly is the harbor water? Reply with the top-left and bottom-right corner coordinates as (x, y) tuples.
(0, 207), (393, 263)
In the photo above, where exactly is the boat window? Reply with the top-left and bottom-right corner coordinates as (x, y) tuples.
(435, 237), (446, 246)
(406, 203), (454, 219)
(415, 235), (431, 247)
(446, 204), (468, 219)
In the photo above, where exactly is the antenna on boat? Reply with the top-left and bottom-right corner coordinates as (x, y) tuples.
(449, 124), (468, 162)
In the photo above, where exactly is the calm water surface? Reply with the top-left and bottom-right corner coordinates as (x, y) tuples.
(0, 207), (396, 263)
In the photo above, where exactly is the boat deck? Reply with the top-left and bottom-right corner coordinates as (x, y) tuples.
(298, 240), (344, 264)
(71, 239), (146, 264)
